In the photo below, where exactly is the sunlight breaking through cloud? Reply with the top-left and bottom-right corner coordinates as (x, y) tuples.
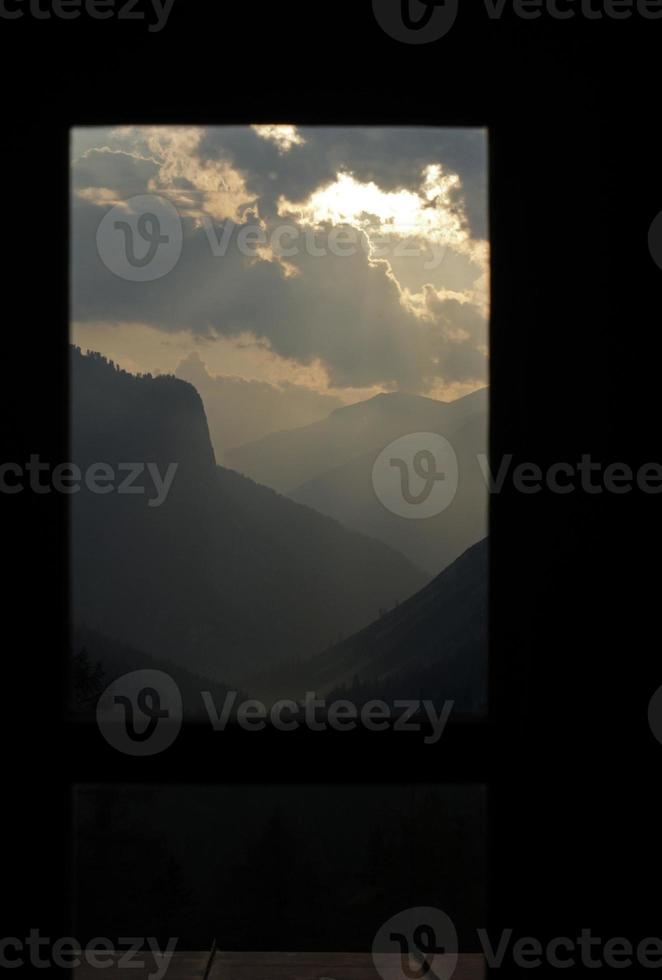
(252, 124), (307, 153)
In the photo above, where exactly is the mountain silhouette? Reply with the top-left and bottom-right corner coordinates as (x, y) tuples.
(256, 538), (487, 712)
(71, 347), (427, 683)
(226, 387), (487, 575)
(225, 388), (487, 495)
(71, 626), (240, 721)
(291, 410), (487, 574)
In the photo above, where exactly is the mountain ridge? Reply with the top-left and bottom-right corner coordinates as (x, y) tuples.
(251, 537), (488, 711)
(224, 385), (488, 495)
(71, 346), (428, 683)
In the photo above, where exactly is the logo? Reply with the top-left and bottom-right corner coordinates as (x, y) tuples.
(372, 432), (458, 519)
(372, 907), (459, 980)
(96, 670), (182, 756)
(648, 211), (662, 272)
(96, 194), (183, 282)
(372, 0), (459, 43)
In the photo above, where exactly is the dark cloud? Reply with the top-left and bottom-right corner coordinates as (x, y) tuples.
(198, 126), (488, 239)
(425, 292), (487, 343)
(71, 126), (488, 393)
(72, 147), (159, 195)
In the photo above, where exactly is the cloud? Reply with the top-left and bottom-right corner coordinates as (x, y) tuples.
(71, 125), (488, 396)
(94, 126), (257, 222)
(72, 147), (160, 199)
(199, 126), (488, 239)
(279, 167), (464, 247)
(252, 124), (307, 153)
(175, 352), (343, 458)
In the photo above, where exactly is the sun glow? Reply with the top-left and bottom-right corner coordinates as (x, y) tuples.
(252, 124), (306, 153)
(278, 166), (468, 248)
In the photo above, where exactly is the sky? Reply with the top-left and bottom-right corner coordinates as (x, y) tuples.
(71, 125), (489, 457)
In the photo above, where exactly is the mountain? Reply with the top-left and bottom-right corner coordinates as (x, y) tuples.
(70, 626), (240, 722)
(256, 539), (487, 712)
(224, 388), (487, 575)
(224, 388), (487, 494)
(291, 411), (487, 574)
(175, 351), (343, 463)
(71, 347), (427, 684)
